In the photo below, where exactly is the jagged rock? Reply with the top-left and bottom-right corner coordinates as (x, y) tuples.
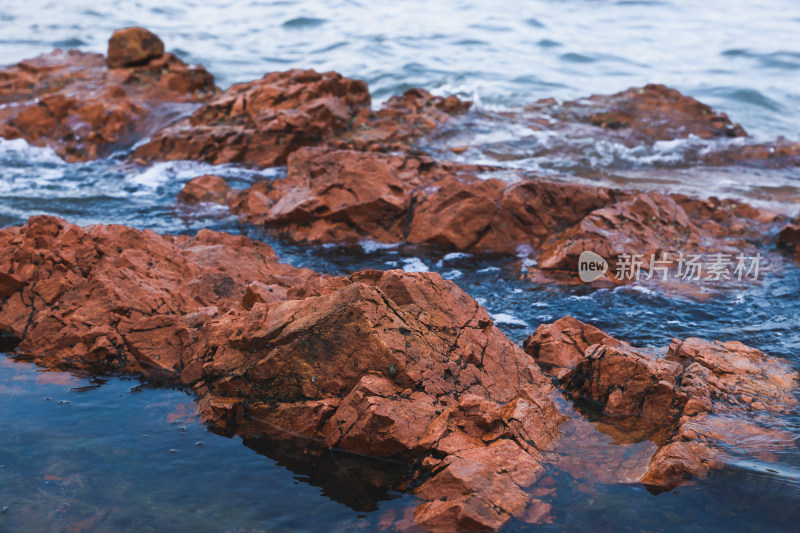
(526, 317), (799, 491)
(107, 27), (165, 68)
(136, 82), (471, 168)
(133, 69), (371, 167)
(177, 174), (235, 204)
(0, 216), (567, 531)
(528, 84), (747, 144)
(0, 30), (216, 161)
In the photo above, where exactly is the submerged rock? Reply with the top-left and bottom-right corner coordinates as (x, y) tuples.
(0, 216), (566, 531)
(0, 29), (216, 161)
(525, 318), (799, 491)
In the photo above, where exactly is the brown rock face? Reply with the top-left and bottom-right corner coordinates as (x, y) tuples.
(0, 32), (216, 161)
(528, 84), (747, 144)
(530, 190), (782, 284)
(134, 69), (372, 167)
(186, 146), (781, 286)
(107, 27), (165, 68)
(177, 174), (235, 204)
(135, 79), (472, 168)
(526, 318), (799, 491)
(778, 223), (800, 260)
(523, 316), (621, 378)
(0, 216), (567, 531)
(189, 146), (620, 253)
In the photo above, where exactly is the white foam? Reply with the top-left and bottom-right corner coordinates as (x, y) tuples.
(401, 257), (430, 272)
(0, 137), (63, 165)
(490, 312), (528, 327)
(359, 240), (400, 253)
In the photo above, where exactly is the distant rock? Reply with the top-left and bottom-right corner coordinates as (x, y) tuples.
(107, 27), (165, 68)
(0, 29), (216, 161)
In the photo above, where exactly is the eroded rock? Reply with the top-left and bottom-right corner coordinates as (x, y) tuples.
(107, 27), (165, 68)
(0, 216), (567, 531)
(0, 30), (216, 161)
(526, 317), (799, 491)
(527, 84), (747, 144)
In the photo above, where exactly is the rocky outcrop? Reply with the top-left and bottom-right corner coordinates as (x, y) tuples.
(133, 69), (372, 167)
(134, 82), (471, 167)
(0, 216), (567, 531)
(180, 146), (621, 253)
(525, 318), (799, 491)
(530, 190), (781, 283)
(527, 84), (747, 144)
(0, 29), (216, 161)
(181, 147), (782, 285)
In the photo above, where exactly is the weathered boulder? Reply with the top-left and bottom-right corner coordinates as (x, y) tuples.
(525, 318), (799, 491)
(134, 69), (372, 167)
(107, 27), (165, 68)
(529, 190), (782, 284)
(0, 216), (567, 531)
(177, 174), (236, 204)
(0, 30), (216, 161)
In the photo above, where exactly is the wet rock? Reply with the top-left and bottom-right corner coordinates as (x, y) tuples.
(200, 146), (618, 253)
(700, 137), (800, 168)
(529, 191), (782, 284)
(134, 69), (372, 167)
(0, 31), (216, 161)
(177, 175), (234, 204)
(0, 215), (316, 373)
(528, 317), (799, 491)
(527, 84), (747, 144)
(136, 82), (470, 168)
(0, 216), (567, 531)
(778, 223), (800, 260)
(107, 27), (165, 68)
(332, 87), (472, 153)
(523, 316), (621, 378)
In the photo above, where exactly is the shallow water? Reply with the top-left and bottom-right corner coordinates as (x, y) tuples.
(1, 0), (800, 531)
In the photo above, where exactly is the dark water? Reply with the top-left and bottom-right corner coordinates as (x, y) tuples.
(1, 0), (800, 531)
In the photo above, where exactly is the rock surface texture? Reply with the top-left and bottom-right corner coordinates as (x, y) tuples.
(524, 317), (799, 490)
(0, 28), (216, 161)
(0, 216), (568, 531)
(181, 147), (783, 285)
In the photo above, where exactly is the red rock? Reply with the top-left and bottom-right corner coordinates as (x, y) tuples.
(0, 31), (216, 161)
(213, 146), (618, 253)
(530, 191), (782, 284)
(527, 84), (747, 143)
(778, 223), (800, 260)
(107, 27), (165, 68)
(0, 216), (566, 531)
(523, 316), (620, 378)
(527, 317), (799, 491)
(177, 175), (234, 204)
(134, 69), (372, 167)
(136, 81), (472, 168)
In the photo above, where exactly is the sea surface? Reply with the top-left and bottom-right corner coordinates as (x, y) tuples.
(1, 1), (799, 531)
